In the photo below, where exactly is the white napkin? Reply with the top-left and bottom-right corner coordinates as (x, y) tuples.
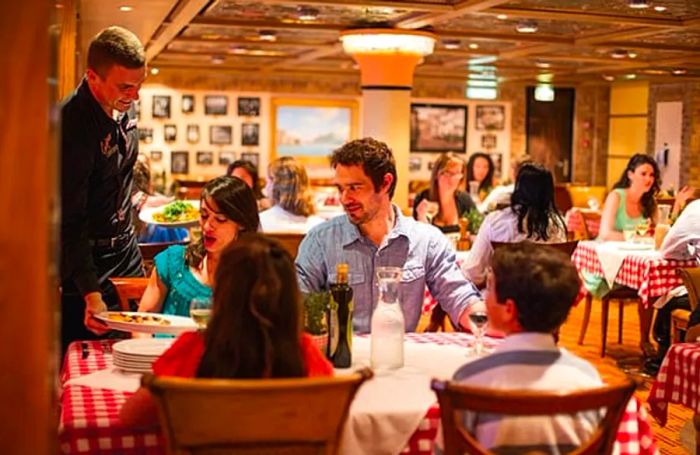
(594, 241), (659, 287)
(64, 367), (141, 393)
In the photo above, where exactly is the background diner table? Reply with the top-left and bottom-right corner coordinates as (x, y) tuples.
(60, 333), (657, 455)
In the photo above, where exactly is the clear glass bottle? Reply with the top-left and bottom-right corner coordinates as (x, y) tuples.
(370, 266), (405, 371)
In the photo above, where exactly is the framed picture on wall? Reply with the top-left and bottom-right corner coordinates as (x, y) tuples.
(186, 124), (200, 144)
(410, 103), (467, 153)
(241, 123), (259, 146)
(238, 97), (260, 116)
(182, 95), (195, 114)
(150, 150), (163, 162)
(204, 95), (228, 115)
(152, 95), (171, 118)
(409, 156), (422, 172)
(196, 151), (214, 165)
(171, 151), (189, 174)
(138, 128), (153, 143)
(241, 152), (259, 167)
(210, 125), (232, 145)
(133, 100), (141, 121)
(219, 151), (235, 166)
(475, 105), (505, 131)
(164, 124), (177, 142)
(481, 133), (497, 150)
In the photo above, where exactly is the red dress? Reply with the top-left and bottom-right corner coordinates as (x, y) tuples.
(152, 332), (334, 378)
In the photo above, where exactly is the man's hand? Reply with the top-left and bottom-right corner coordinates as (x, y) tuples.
(84, 292), (110, 335)
(143, 194), (174, 208)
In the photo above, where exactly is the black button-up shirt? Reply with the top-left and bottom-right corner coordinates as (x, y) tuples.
(60, 79), (139, 295)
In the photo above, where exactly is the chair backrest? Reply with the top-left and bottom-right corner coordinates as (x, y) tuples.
(265, 232), (306, 258)
(554, 184), (574, 214)
(111, 277), (149, 311)
(139, 240), (190, 275)
(678, 267), (700, 311)
(144, 368), (373, 455)
(491, 240), (579, 256)
(431, 378), (636, 455)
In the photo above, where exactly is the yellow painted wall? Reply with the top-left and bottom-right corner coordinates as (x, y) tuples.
(607, 81), (649, 187)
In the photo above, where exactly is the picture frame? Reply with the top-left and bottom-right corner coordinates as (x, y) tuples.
(181, 95), (195, 114)
(271, 98), (358, 166)
(209, 125), (233, 145)
(138, 127), (153, 144)
(196, 151), (214, 165)
(238, 97), (261, 117)
(152, 95), (171, 119)
(204, 95), (228, 115)
(171, 151), (189, 175)
(186, 124), (200, 144)
(149, 150), (163, 162)
(164, 124), (177, 142)
(241, 123), (260, 146)
(410, 103), (467, 153)
(475, 105), (506, 131)
(219, 151), (235, 166)
(133, 101), (141, 121)
(241, 152), (259, 167)
(481, 133), (497, 150)
(409, 156), (422, 172)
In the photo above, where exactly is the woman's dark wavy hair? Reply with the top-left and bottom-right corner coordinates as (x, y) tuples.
(226, 159), (264, 200)
(185, 176), (260, 268)
(466, 152), (495, 194)
(612, 154), (660, 219)
(196, 234), (305, 379)
(510, 163), (566, 241)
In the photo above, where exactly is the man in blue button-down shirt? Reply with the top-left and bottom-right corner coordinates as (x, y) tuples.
(295, 138), (482, 333)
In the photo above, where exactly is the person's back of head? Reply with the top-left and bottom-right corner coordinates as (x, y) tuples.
(491, 242), (580, 333)
(330, 137), (397, 198)
(511, 163), (564, 241)
(227, 159), (263, 199)
(196, 233), (305, 379)
(87, 26), (145, 77)
(268, 156), (314, 216)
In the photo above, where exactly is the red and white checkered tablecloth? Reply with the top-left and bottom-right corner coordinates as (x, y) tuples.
(60, 336), (657, 455)
(648, 342), (700, 426)
(572, 240), (696, 308)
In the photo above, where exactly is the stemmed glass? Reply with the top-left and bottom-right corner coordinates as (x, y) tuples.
(468, 311), (489, 356)
(190, 297), (212, 329)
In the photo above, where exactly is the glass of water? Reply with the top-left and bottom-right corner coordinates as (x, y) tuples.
(190, 297), (212, 329)
(468, 311), (489, 356)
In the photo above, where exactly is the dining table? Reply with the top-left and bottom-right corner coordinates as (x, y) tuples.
(59, 332), (657, 455)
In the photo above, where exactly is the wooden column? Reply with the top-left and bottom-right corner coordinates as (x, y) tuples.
(0, 1), (56, 453)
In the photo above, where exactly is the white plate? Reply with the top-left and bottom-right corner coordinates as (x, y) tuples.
(139, 200), (200, 227)
(618, 243), (654, 251)
(96, 311), (197, 335)
(112, 338), (173, 357)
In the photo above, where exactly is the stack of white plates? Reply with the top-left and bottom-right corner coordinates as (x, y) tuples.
(111, 338), (174, 373)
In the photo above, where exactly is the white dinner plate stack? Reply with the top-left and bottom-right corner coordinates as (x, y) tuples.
(111, 338), (174, 374)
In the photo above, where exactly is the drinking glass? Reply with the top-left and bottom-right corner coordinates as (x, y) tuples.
(468, 311), (489, 356)
(635, 220), (650, 237)
(190, 297), (212, 329)
(424, 201), (439, 224)
(468, 181), (480, 202)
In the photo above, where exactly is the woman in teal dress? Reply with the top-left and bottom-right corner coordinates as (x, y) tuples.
(137, 176), (260, 316)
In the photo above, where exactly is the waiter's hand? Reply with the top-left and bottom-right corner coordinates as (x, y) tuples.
(143, 194), (174, 208)
(84, 292), (110, 335)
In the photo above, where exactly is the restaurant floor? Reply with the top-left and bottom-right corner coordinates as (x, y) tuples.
(417, 301), (695, 454)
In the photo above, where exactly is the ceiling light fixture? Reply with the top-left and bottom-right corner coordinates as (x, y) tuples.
(672, 68), (687, 75)
(259, 30), (277, 42)
(150, 67), (159, 75)
(625, 73), (637, 79)
(602, 74), (615, 82)
(340, 28), (436, 57)
(297, 6), (320, 21)
(535, 61), (551, 68)
(611, 49), (629, 59)
(468, 43), (479, 50)
(628, 0), (650, 9)
(211, 55), (225, 64)
(119, 5), (133, 11)
(654, 5), (667, 12)
(443, 39), (460, 50)
(496, 14), (508, 20)
(628, 51), (638, 58)
(515, 20), (538, 33)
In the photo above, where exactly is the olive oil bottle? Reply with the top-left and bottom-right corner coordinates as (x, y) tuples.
(330, 263), (353, 368)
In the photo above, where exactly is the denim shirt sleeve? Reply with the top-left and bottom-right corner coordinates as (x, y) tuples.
(425, 231), (481, 327)
(295, 230), (329, 294)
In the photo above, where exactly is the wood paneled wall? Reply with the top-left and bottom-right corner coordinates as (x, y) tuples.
(0, 1), (56, 453)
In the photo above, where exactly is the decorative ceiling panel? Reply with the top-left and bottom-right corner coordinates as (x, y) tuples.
(637, 29), (700, 46)
(182, 25), (339, 43)
(504, 0), (700, 19)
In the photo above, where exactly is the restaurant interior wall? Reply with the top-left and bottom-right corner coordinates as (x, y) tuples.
(607, 81), (650, 188)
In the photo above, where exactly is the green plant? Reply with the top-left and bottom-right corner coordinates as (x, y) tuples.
(463, 208), (485, 235)
(303, 291), (330, 335)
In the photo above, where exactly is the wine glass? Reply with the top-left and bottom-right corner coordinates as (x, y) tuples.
(635, 220), (650, 237)
(190, 297), (212, 329)
(468, 311), (489, 356)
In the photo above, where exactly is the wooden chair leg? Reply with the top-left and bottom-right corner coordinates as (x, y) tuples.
(601, 296), (610, 357)
(578, 294), (592, 345)
(617, 300), (624, 344)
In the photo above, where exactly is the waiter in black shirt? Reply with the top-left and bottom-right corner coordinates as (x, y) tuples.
(61, 26), (147, 354)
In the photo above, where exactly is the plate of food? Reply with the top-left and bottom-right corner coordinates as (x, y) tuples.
(95, 311), (198, 335)
(139, 200), (200, 227)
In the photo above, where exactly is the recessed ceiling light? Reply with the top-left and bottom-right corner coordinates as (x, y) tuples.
(55, 2), (64, 8)
(628, 0), (650, 8)
(468, 43), (479, 50)
(496, 14), (508, 20)
(443, 39), (460, 50)
(515, 20), (538, 33)
(119, 5), (133, 12)
(149, 67), (159, 75)
(602, 74), (615, 82)
(625, 73), (637, 79)
(259, 30), (277, 42)
(672, 68), (687, 75)
(628, 51), (638, 58)
(654, 5), (667, 11)
(211, 55), (225, 64)
(297, 5), (319, 21)
(535, 61), (551, 68)
(611, 49), (629, 59)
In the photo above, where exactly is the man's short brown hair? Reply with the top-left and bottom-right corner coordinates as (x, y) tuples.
(330, 137), (397, 198)
(87, 26), (145, 78)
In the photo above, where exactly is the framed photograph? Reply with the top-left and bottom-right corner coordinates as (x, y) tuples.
(238, 97), (261, 116)
(209, 125), (232, 145)
(241, 123), (260, 146)
(272, 98), (358, 165)
(138, 127), (153, 144)
(181, 95), (195, 114)
(164, 124), (177, 142)
(133, 101), (141, 121)
(186, 124), (200, 144)
(475, 105), (506, 131)
(196, 151), (214, 165)
(490, 152), (503, 180)
(149, 150), (163, 162)
(219, 151), (235, 166)
(241, 152), (259, 168)
(152, 95), (171, 119)
(410, 103), (467, 153)
(409, 156), (422, 172)
(427, 160), (435, 171)
(481, 133), (497, 150)
(171, 151), (189, 175)
(204, 95), (228, 115)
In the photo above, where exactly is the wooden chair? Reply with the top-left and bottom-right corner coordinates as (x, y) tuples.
(143, 368), (373, 455)
(265, 232), (306, 258)
(554, 184), (574, 214)
(111, 277), (149, 311)
(491, 240), (579, 256)
(671, 267), (700, 343)
(139, 240), (190, 275)
(431, 378), (636, 455)
(578, 286), (640, 357)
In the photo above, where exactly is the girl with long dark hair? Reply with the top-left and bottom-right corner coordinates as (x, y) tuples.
(466, 152), (496, 202)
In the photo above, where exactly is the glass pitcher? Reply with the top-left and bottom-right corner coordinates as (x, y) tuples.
(370, 267), (405, 370)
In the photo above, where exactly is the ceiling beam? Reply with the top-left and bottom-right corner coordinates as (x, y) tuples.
(436, 28), (572, 44)
(189, 17), (345, 32)
(498, 43), (565, 60)
(488, 6), (682, 28)
(597, 41), (700, 54)
(145, 0), (211, 61)
(261, 42), (344, 72)
(395, 0), (511, 29)
(575, 26), (670, 45)
(252, 0), (452, 12)
(172, 36), (333, 49)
